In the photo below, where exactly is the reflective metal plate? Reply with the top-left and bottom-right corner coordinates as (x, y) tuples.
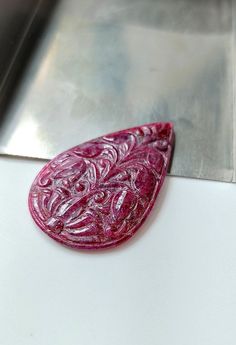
(0, 0), (234, 181)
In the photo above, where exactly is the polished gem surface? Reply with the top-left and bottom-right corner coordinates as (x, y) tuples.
(28, 123), (174, 249)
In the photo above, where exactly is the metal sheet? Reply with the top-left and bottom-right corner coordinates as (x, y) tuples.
(0, 0), (42, 112)
(0, 0), (39, 90)
(0, 0), (234, 181)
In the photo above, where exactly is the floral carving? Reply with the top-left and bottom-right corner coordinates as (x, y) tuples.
(28, 122), (174, 249)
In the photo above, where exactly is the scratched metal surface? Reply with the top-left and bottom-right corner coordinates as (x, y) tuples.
(0, 0), (234, 181)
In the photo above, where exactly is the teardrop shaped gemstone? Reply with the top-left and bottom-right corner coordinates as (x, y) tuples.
(28, 122), (174, 249)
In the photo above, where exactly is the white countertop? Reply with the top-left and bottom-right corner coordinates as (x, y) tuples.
(0, 156), (236, 345)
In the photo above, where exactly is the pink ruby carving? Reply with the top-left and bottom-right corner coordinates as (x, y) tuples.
(28, 122), (174, 249)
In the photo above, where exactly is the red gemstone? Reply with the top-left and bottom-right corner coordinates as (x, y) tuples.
(28, 122), (174, 249)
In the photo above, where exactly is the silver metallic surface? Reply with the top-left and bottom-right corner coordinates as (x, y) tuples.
(0, 0), (234, 181)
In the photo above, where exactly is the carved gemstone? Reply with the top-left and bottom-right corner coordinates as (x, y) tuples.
(28, 122), (174, 249)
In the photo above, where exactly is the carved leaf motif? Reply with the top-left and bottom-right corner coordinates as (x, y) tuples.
(28, 122), (174, 249)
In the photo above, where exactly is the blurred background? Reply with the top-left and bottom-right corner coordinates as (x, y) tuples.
(0, 0), (234, 182)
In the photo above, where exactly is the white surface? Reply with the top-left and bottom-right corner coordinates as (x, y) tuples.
(0, 156), (236, 345)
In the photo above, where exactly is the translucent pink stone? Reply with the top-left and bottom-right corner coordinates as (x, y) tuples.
(28, 122), (174, 249)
